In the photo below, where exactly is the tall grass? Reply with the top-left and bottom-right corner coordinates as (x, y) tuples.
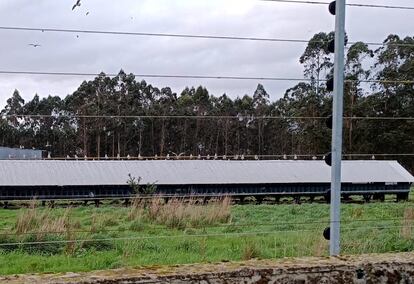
(129, 197), (232, 229)
(15, 202), (72, 239)
(401, 207), (414, 239)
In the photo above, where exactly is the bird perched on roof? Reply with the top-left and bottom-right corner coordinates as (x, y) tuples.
(72, 0), (81, 10)
(28, 43), (41, 47)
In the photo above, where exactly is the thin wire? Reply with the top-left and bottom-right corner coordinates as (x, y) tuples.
(0, 70), (311, 82)
(0, 225), (405, 247)
(2, 114), (414, 121)
(260, 0), (414, 10)
(1, 70), (413, 85)
(0, 218), (403, 236)
(0, 26), (310, 43)
(0, 26), (413, 48)
(0, 229), (320, 247)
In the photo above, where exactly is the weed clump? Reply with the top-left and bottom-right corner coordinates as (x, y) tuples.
(242, 241), (262, 260)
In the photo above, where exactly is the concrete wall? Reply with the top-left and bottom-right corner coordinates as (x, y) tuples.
(3, 253), (414, 284)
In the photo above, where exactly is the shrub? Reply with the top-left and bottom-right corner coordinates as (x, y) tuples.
(242, 241), (262, 260)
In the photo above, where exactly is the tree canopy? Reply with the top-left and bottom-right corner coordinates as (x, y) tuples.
(1, 33), (413, 172)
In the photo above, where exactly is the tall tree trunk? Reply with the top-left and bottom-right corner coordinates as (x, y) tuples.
(83, 119), (87, 156)
(160, 119), (166, 156)
(112, 134), (115, 157)
(117, 132), (121, 156)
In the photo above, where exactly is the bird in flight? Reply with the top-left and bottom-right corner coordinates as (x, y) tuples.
(86, 11), (89, 16)
(72, 0), (81, 11)
(28, 43), (41, 47)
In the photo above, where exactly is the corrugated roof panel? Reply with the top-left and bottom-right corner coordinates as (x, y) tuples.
(0, 160), (412, 187)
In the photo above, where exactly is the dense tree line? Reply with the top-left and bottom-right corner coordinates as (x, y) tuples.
(1, 33), (413, 172)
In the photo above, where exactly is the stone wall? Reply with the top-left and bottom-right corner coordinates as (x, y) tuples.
(3, 253), (414, 284)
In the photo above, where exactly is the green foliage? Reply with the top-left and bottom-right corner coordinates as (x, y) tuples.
(1, 33), (413, 172)
(127, 174), (157, 195)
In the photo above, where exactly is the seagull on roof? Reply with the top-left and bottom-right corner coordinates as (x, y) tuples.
(72, 0), (81, 10)
(28, 43), (41, 47)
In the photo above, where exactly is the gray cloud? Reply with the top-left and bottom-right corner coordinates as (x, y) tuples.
(0, 0), (413, 107)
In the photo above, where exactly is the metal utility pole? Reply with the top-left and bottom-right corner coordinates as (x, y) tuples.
(330, 0), (346, 256)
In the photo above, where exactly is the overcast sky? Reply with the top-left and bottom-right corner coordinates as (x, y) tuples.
(0, 0), (413, 108)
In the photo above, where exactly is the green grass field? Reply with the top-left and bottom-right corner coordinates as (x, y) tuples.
(0, 197), (413, 275)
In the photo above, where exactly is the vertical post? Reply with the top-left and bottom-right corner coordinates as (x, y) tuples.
(330, 0), (346, 256)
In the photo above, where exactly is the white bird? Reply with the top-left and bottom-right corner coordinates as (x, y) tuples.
(197, 154), (201, 160)
(154, 154), (158, 160)
(241, 154), (245, 160)
(138, 154), (143, 160)
(283, 154), (287, 160)
(254, 155), (259, 160)
(127, 154), (131, 160)
(222, 155), (227, 160)
(66, 155), (70, 159)
(371, 155), (376, 160)
(75, 154), (79, 160)
(166, 154), (170, 160)
(72, 0), (81, 10)
(47, 152), (51, 159)
(312, 156), (317, 160)
(105, 154), (109, 160)
(214, 154), (218, 160)
(28, 44), (41, 48)
(294, 155), (298, 160)
(84, 155), (88, 160)
(117, 153), (120, 159)
(206, 154), (211, 160)
(189, 154), (193, 160)
(234, 155), (239, 160)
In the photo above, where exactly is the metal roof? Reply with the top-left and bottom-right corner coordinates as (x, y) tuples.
(0, 160), (413, 187)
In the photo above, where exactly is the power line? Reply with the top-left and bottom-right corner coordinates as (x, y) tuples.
(260, 0), (414, 10)
(1, 70), (413, 85)
(0, 26), (413, 48)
